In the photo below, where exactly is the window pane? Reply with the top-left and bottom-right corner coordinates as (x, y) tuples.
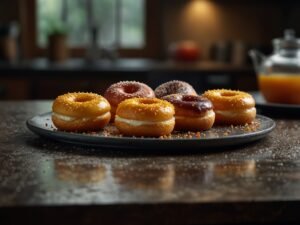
(93, 0), (117, 47)
(120, 0), (145, 48)
(37, 0), (63, 47)
(66, 0), (88, 46)
(37, 0), (145, 49)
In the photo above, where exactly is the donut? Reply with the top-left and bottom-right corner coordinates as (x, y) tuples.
(115, 98), (175, 137)
(162, 94), (215, 131)
(154, 80), (197, 98)
(52, 92), (111, 131)
(104, 81), (155, 121)
(203, 89), (256, 125)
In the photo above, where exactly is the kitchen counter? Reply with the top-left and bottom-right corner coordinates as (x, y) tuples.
(0, 58), (253, 76)
(0, 58), (257, 100)
(1, 101), (300, 225)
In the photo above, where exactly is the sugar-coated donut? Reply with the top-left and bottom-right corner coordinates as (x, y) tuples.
(52, 92), (111, 131)
(155, 80), (197, 98)
(203, 89), (256, 125)
(162, 94), (215, 131)
(104, 81), (155, 121)
(115, 98), (175, 137)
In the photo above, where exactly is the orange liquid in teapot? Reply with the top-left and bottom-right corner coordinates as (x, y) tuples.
(259, 74), (300, 104)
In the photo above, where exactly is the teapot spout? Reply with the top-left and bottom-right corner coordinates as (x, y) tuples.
(249, 49), (266, 74)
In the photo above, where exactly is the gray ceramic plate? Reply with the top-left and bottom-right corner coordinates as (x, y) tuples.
(26, 112), (275, 149)
(252, 91), (300, 117)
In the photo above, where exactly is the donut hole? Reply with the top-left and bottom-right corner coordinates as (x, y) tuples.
(220, 92), (237, 97)
(182, 95), (197, 102)
(123, 85), (139, 94)
(139, 98), (156, 105)
(74, 95), (94, 103)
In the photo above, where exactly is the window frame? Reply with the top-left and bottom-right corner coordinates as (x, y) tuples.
(20, 0), (162, 59)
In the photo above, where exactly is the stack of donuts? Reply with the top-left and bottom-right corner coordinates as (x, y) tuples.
(52, 80), (256, 137)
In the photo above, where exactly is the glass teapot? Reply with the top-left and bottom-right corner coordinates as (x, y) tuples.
(249, 29), (300, 104)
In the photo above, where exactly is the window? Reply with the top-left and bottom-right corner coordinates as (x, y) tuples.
(37, 0), (145, 49)
(21, 0), (160, 58)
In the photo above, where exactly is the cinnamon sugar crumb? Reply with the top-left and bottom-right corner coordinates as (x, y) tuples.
(50, 119), (261, 140)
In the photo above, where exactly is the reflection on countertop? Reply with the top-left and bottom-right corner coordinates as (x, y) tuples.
(55, 159), (107, 184)
(113, 163), (175, 191)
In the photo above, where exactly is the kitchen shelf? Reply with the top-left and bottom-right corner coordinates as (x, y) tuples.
(0, 58), (257, 99)
(0, 58), (254, 76)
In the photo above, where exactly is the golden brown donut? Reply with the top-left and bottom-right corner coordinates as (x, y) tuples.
(115, 98), (175, 137)
(52, 92), (111, 131)
(203, 89), (256, 125)
(162, 94), (215, 131)
(104, 81), (155, 121)
(155, 80), (197, 98)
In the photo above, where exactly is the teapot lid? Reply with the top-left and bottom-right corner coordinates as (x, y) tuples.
(273, 29), (300, 50)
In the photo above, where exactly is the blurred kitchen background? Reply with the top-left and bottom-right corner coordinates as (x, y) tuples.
(0, 0), (299, 99)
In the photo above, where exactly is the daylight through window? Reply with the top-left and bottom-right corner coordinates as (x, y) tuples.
(37, 0), (145, 48)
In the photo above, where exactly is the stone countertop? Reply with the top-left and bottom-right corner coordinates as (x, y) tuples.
(0, 101), (300, 225)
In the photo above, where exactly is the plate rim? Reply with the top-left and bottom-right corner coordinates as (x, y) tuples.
(26, 112), (276, 145)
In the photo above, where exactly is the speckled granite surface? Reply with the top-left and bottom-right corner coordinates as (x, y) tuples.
(0, 101), (300, 225)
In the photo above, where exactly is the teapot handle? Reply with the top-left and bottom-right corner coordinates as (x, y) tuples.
(249, 49), (266, 74)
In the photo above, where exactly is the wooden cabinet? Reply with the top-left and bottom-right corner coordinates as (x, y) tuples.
(0, 79), (30, 99)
